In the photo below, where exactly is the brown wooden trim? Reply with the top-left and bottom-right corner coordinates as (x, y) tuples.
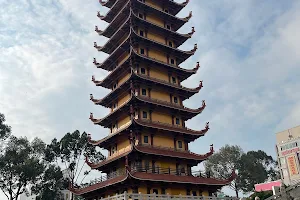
(149, 110), (152, 121)
(151, 134), (154, 146)
(171, 115), (174, 125)
(174, 138), (176, 149)
(147, 67), (150, 76)
(148, 88), (151, 98)
(169, 94), (172, 103)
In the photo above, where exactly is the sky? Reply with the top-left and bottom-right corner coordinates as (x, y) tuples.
(1, 0), (300, 198)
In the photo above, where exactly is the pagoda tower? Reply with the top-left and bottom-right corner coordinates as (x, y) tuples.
(71, 0), (236, 199)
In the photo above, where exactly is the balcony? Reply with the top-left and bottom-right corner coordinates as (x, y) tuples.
(99, 192), (238, 200)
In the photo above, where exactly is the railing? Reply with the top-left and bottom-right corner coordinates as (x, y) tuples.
(79, 170), (126, 189)
(98, 192), (238, 200)
(130, 164), (216, 179)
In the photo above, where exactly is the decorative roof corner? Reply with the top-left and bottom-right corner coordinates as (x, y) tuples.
(196, 80), (203, 90)
(97, 11), (105, 20)
(99, 0), (108, 6)
(193, 62), (200, 71)
(92, 75), (102, 85)
(90, 94), (102, 105)
(179, 0), (190, 7)
(89, 112), (102, 123)
(188, 27), (195, 37)
(191, 44), (198, 53)
(93, 58), (102, 68)
(95, 26), (103, 35)
(184, 11), (192, 21)
(94, 42), (103, 52)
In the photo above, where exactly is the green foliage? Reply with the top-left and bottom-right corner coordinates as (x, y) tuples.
(45, 130), (105, 186)
(0, 136), (45, 200)
(33, 165), (68, 200)
(249, 191), (273, 200)
(238, 150), (279, 192)
(0, 113), (11, 141)
(205, 145), (243, 197)
(205, 145), (279, 196)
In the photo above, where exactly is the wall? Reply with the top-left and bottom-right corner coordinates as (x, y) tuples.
(152, 111), (172, 124)
(146, 14), (164, 27)
(118, 73), (130, 85)
(151, 89), (170, 102)
(149, 67), (169, 82)
(147, 31), (165, 44)
(148, 49), (167, 63)
(153, 135), (174, 148)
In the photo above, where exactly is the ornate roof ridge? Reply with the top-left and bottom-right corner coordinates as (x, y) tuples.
(95, 0), (131, 36)
(133, 71), (203, 93)
(97, 0), (128, 22)
(133, 118), (210, 136)
(134, 143), (214, 161)
(127, 170), (236, 186)
(85, 145), (133, 169)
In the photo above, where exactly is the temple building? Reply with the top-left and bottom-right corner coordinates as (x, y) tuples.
(71, 0), (236, 199)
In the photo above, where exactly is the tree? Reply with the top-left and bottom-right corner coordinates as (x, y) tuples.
(238, 150), (279, 193)
(32, 165), (68, 200)
(0, 136), (45, 200)
(45, 130), (105, 200)
(204, 145), (243, 197)
(0, 113), (11, 152)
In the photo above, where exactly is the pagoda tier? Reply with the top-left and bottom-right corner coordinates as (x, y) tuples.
(91, 71), (203, 107)
(96, 9), (194, 46)
(88, 116), (209, 148)
(95, 26), (196, 58)
(99, 0), (191, 30)
(93, 56), (200, 89)
(89, 94), (206, 126)
(100, 0), (190, 16)
(70, 170), (235, 198)
(94, 31), (197, 71)
(85, 142), (214, 171)
(93, 49), (199, 82)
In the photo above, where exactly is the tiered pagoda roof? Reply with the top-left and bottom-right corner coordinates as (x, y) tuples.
(71, 0), (235, 198)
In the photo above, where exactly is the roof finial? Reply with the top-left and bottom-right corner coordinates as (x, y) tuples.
(92, 75), (95, 82)
(192, 44), (198, 52)
(202, 100), (206, 107)
(89, 112), (94, 120)
(199, 80), (203, 89)
(205, 122), (210, 130)
(93, 58), (99, 66)
(194, 62), (200, 70)
(210, 144), (214, 152)
(90, 94), (94, 101)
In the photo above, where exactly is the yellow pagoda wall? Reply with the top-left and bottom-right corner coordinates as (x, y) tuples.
(151, 112), (172, 124)
(147, 31), (165, 44)
(146, 14), (164, 27)
(150, 90), (170, 102)
(153, 135), (173, 148)
(149, 67), (169, 82)
(148, 49), (167, 63)
(118, 73), (130, 85)
(118, 93), (130, 107)
(145, 0), (161, 10)
(118, 116), (131, 128)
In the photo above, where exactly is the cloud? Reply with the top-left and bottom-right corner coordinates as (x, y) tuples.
(1, 0), (300, 198)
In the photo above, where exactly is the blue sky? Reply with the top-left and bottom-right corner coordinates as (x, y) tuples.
(1, 0), (300, 197)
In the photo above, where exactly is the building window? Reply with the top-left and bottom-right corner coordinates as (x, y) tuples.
(192, 191), (197, 196)
(113, 83), (117, 89)
(113, 103), (117, 109)
(139, 30), (144, 37)
(142, 88), (147, 96)
(111, 145), (117, 154)
(153, 189), (158, 194)
(172, 77), (176, 84)
(174, 97), (178, 104)
(168, 41), (173, 47)
(140, 48), (145, 55)
(144, 135), (149, 143)
(166, 24), (171, 30)
(170, 58), (175, 65)
(141, 68), (146, 74)
(175, 118), (180, 125)
(161, 188), (166, 195)
(178, 141), (183, 149)
(142, 111), (148, 119)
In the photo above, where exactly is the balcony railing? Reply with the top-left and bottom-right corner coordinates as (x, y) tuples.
(130, 164), (216, 179)
(99, 192), (238, 200)
(78, 170), (126, 189)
